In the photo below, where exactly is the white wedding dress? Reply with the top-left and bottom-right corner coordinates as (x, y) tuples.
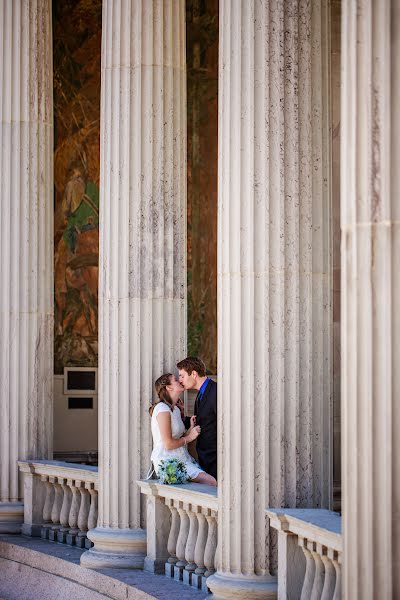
(150, 402), (203, 479)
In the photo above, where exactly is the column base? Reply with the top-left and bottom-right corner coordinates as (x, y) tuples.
(207, 572), (277, 600)
(80, 527), (146, 569)
(0, 502), (24, 534)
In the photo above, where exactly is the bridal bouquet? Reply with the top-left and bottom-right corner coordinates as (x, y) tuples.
(158, 458), (188, 485)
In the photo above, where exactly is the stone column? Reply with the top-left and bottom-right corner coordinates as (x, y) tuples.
(341, 1), (399, 598)
(0, 0), (53, 534)
(81, 0), (186, 569)
(207, 1), (331, 598)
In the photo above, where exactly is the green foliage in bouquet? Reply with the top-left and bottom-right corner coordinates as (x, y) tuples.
(158, 458), (189, 485)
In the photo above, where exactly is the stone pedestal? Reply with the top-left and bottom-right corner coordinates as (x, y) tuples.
(143, 494), (171, 574)
(208, 1), (331, 598)
(20, 470), (46, 537)
(0, 0), (53, 533)
(341, 1), (400, 597)
(81, 0), (186, 569)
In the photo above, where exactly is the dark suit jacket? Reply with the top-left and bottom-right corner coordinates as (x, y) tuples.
(194, 379), (217, 480)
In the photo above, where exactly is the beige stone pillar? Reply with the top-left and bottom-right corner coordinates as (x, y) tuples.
(81, 0), (186, 569)
(341, 1), (399, 598)
(0, 0), (53, 534)
(207, 1), (331, 598)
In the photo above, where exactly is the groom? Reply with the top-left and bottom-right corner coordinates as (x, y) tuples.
(177, 356), (217, 481)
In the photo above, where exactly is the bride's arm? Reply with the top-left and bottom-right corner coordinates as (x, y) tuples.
(157, 412), (199, 450)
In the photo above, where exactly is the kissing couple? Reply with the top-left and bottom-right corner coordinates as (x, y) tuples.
(149, 356), (217, 486)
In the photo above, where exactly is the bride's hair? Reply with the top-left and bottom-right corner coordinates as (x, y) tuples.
(149, 373), (174, 416)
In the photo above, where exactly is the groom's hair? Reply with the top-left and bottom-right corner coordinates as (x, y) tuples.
(176, 356), (206, 377)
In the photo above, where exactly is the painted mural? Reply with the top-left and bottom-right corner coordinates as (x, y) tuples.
(53, 0), (218, 375)
(53, 0), (102, 374)
(187, 0), (218, 373)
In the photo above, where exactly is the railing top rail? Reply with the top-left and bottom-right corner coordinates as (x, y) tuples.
(137, 480), (218, 511)
(18, 460), (98, 483)
(266, 508), (342, 552)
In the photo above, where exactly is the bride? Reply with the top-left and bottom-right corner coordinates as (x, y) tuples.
(150, 373), (217, 486)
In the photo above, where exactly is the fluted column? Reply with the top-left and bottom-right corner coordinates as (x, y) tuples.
(341, 2), (399, 598)
(208, 1), (331, 598)
(81, 0), (186, 569)
(0, 0), (53, 534)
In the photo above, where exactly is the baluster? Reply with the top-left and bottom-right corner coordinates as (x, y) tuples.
(87, 483), (98, 530)
(183, 503), (199, 585)
(299, 537), (316, 600)
(49, 476), (64, 541)
(321, 550), (336, 600)
(310, 543), (325, 600)
(66, 478), (81, 545)
(202, 510), (217, 593)
(165, 498), (180, 577)
(85, 482), (98, 548)
(174, 502), (190, 581)
(331, 551), (341, 600)
(191, 507), (208, 590)
(40, 475), (54, 539)
(76, 482), (91, 548)
(204, 510), (217, 577)
(57, 478), (72, 543)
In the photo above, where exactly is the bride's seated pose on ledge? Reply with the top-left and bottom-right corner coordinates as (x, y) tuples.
(149, 373), (217, 486)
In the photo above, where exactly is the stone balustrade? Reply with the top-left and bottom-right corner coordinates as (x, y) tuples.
(138, 481), (218, 593)
(18, 461), (98, 550)
(266, 508), (342, 600)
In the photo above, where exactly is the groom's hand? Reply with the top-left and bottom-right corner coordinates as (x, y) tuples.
(190, 415), (197, 428)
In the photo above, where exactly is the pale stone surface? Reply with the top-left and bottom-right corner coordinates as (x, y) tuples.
(341, 1), (400, 598)
(20, 472), (46, 537)
(18, 461), (99, 545)
(267, 509), (341, 600)
(81, 0), (187, 570)
(143, 494), (170, 574)
(0, 0), (53, 533)
(203, 512), (217, 578)
(0, 559), (109, 600)
(86, 483), (99, 532)
(138, 482), (217, 590)
(209, 1), (331, 598)
(81, 528), (147, 569)
(276, 530), (305, 600)
(0, 535), (208, 599)
(193, 509), (208, 576)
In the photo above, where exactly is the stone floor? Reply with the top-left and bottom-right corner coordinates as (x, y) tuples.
(0, 535), (208, 600)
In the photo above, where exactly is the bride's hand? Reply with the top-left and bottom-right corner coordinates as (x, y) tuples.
(190, 415), (196, 428)
(186, 425), (201, 442)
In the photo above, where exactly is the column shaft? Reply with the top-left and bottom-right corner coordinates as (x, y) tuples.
(341, 1), (399, 598)
(81, 0), (186, 569)
(0, 0), (53, 533)
(208, 1), (331, 598)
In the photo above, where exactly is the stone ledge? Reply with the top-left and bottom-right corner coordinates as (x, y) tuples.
(137, 480), (218, 511)
(18, 460), (98, 483)
(0, 535), (208, 600)
(266, 508), (342, 551)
